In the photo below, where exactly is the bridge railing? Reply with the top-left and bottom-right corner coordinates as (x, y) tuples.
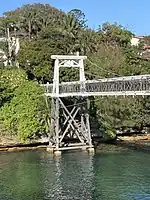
(43, 75), (150, 97)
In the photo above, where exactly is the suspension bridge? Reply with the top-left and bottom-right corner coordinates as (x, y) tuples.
(43, 55), (150, 155)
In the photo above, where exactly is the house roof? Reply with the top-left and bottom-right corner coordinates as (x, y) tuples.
(134, 36), (144, 39)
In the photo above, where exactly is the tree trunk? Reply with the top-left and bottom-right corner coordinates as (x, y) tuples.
(28, 19), (31, 41)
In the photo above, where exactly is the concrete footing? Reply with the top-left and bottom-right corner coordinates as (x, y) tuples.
(87, 147), (95, 153)
(46, 147), (54, 153)
(46, 146), (95, 155)
(47, 147), (62, 156)
(81, 146), (87, 151)
(54, 150), (62, 156)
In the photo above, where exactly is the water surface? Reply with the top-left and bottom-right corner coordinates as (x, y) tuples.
(0, 146), (150, 200)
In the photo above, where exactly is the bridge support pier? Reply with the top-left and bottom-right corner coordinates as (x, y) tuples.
(48, 96), (93, 152)
(46, 55), (93, 152)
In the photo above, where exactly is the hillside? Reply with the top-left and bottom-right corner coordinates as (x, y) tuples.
(0, 3), (150, 143)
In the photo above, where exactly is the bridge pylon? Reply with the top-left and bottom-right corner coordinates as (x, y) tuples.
(47, 55), (93, 153)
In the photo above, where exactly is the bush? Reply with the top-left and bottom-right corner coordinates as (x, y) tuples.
(0, 69), (49, 142)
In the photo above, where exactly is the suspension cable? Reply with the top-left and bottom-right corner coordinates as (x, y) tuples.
(84, 71), (104, 79)
(86, 58), (120, 78)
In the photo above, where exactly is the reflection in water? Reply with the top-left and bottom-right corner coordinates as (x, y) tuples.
(0, 148), (150, 200)
(52, 157), (63, 199)
(44, 152), (94, 200)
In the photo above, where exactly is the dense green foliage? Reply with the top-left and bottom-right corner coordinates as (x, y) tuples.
(0, 3), (150, 141)
(0, 68), (49, 142)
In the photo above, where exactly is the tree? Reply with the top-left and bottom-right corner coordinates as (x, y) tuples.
(1, 4), (65, 39)
(98, 22), (133, 47)
(69, 9), (87, 28)
(18, 35), (69, 83)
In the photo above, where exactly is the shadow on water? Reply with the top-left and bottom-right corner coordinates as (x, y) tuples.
(0, 147), (150, 200)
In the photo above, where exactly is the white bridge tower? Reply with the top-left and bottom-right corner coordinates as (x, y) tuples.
(47, 55), (94, 154)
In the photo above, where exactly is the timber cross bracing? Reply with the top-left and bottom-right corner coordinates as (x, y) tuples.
(43, 55), (150, 152)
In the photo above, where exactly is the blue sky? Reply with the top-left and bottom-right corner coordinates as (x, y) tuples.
(0, 0), (150, 35)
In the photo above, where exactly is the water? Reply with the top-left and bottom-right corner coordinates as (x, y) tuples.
(0, 146), (150, 200)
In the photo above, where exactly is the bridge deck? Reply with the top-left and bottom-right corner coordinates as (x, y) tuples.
(43, 74), (150, 97)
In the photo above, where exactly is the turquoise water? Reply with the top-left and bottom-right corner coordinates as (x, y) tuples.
(0, 146), (150, 200)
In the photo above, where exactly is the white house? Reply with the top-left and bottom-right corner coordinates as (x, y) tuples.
(131, 36), (144, 46)
(0, 37), (20, 66)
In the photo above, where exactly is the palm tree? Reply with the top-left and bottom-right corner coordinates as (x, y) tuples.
(57, 13), (81, 53)
(78, 29), (99, 55)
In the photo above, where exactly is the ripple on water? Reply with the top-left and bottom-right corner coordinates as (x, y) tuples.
(0, 148), (150, 200)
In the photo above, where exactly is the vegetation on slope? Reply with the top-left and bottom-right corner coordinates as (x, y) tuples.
(0, 3), (150, 142)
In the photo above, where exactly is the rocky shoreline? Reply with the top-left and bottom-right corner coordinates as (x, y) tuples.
(0, 134), (150, 152)
(0, 142), (48, 152)
(116, 134), (150, 151)
(0, 136), (48, 152)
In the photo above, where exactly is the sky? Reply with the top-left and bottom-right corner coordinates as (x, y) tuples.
(0, 0), (150, 36)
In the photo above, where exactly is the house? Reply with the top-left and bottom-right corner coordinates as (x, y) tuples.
(131, 36), (150, 59)
(131, 36), (144, 46)
(0, 37), (19, 66)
